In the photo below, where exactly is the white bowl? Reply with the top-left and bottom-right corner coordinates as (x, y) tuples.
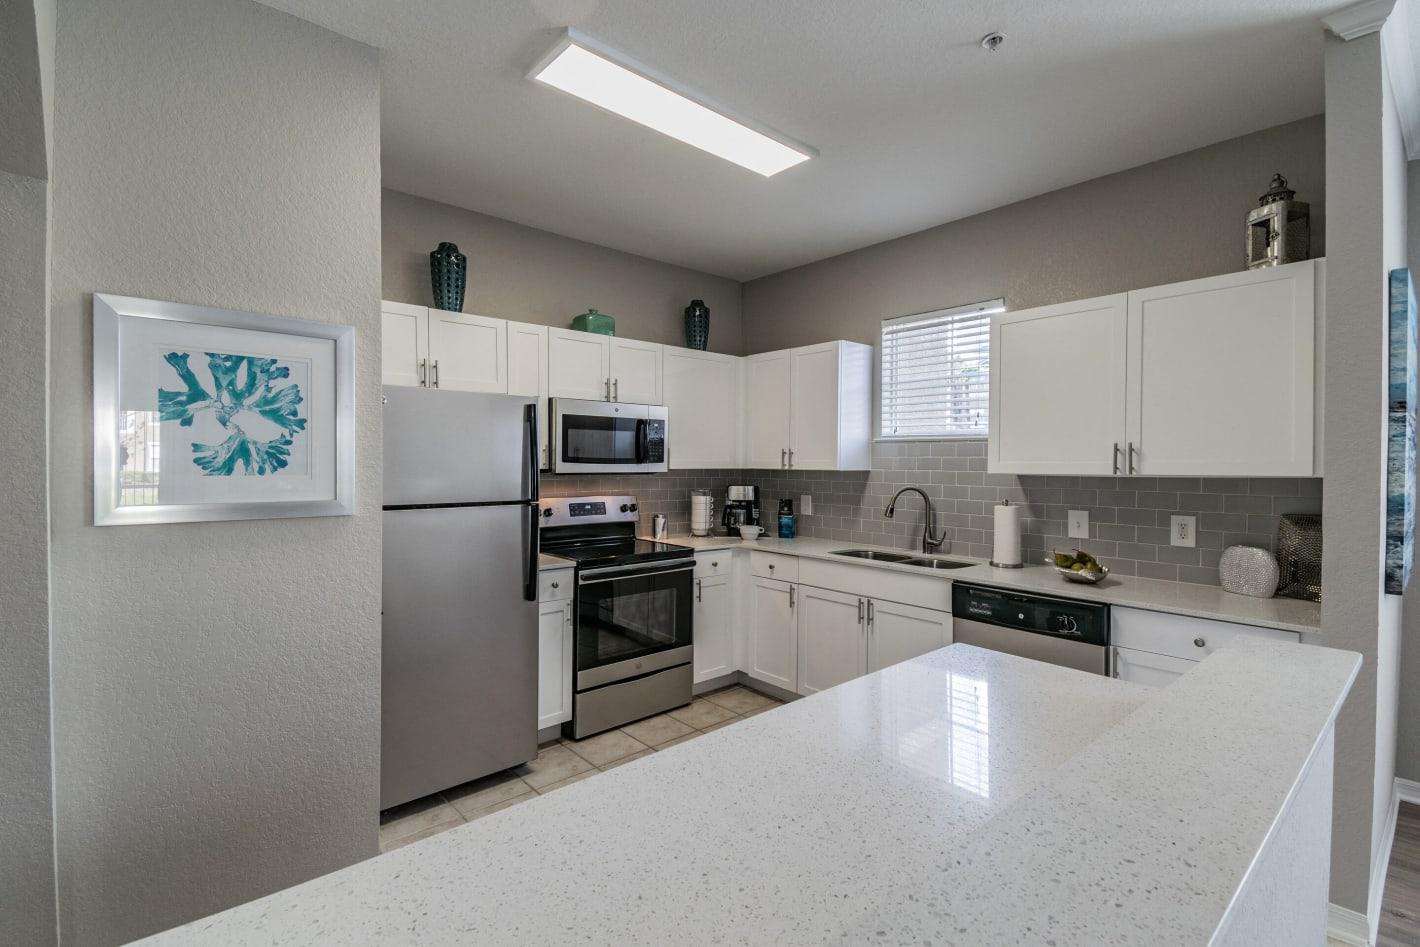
(737, 525), (764, 540)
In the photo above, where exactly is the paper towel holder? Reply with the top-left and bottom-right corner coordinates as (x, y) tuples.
(990, 498), (1026, 569)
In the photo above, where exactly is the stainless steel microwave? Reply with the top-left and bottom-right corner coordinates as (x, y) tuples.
(548, 398), (668, 474)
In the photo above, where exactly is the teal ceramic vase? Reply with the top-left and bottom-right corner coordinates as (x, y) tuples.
(429, 242), (466, 312)
(684, 299), (710, 350)
(571, 308), (616, 336)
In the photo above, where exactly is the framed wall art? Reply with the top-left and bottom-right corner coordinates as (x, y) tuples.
(1386, 268), (1417, 594)
(93, 293), (355, 525)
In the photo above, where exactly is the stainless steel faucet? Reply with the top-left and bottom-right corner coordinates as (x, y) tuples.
(884, 486), (947, 554)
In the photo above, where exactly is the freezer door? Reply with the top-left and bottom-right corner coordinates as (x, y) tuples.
(383, 386), (538, 505)
(381, 504), (538, 808)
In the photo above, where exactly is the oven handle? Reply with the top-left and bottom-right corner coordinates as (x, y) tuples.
(578, 560), (695, 583)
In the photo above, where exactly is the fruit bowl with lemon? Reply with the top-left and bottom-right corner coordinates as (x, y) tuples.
(1049, 549), (1110, 584)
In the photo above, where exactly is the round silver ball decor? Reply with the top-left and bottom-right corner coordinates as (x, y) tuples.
(1219, 545), (1280, 598)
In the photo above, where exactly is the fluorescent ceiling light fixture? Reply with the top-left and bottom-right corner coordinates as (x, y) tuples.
(529, 30), (815, 177)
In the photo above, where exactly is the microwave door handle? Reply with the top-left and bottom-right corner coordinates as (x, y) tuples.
(635, 418), (648, 464)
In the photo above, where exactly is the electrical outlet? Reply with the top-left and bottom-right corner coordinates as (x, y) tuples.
(800, 494), (813, 516)
(1067, 510), (1089, 539)
(1171, 515), (1196, 548)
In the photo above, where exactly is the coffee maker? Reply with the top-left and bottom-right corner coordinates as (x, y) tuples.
(722, 485), (762, 535)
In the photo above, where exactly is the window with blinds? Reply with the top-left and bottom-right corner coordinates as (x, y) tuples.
(880, 298), (1005, 439)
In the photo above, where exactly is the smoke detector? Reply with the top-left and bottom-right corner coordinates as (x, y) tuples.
(981, 32), (1005, 52)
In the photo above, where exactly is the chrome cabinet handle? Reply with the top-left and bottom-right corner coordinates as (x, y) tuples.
(1193, 637), (1206, 649)
(431, 359), (440, 388)
(1112, 442), (1120, 475)
(858, 598), (865, 624)
(604, 378), (610, 401)
(1112, 647), (1120, 679)
(867, 600), (875, 625)
(1127, 442), (1136, 475)
(781, 448), (787, 469)
(789, 585), (796, 609)
(419, 358), (428, 387)
(788, 448), (794, 469)
(697, 578), (703, 603)
(613, 378), (619, 401)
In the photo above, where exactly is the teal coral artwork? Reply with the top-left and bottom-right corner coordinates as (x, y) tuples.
(158, 352), (307, 476)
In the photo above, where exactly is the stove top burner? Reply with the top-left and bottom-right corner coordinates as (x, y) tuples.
(544, 538), (692, 569)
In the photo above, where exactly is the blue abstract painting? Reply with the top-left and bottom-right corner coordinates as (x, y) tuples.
(1386, 268), (1417, 595)
(158, 352), (307, 476)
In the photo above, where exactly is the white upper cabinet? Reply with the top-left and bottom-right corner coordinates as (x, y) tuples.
(547, 328), (612, 400)
(663, 346), (742, 468)
(744, 351), (793, 469)
(988, 295), (1128, 475)
(744, 341), (872, 471)
(1126, 260), (1317, 476)
(506, 321), (550, 468)
(866, 600), (951, 674)
(381, 301), (429, 388)
(988, 260), (1323, 476)
(426, 309), (507, 393)
(608, 337), (663, 404)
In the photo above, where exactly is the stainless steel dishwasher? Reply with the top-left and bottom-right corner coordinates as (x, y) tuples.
(951, 583), (1110, 675)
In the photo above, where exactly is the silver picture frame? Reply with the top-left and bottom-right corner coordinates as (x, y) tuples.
(93, 293), (356, 525)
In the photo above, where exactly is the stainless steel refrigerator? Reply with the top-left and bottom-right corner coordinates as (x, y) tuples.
(381, 386), (540, 809)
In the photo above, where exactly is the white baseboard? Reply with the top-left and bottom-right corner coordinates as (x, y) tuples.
(1327, 902), (1369, 945)
(1397, 776), (1420, 804)
(1363, 780), (1402, 945)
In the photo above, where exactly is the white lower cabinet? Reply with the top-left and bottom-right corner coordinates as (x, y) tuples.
(1112, 646), (1195, 687)
(866, 599), (952, 673)
(537, 572), (574, 729)
(797, 587), (866, 695)
(748, 576), (798, 692)
(693, 571), (734, 684)
(1109, 606), (1300, 688)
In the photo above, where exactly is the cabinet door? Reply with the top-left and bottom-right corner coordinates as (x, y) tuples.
(867, 599), (951, 673)
(796, 586), (865, 696)
(988, 295), (1128, 474)
(507, 321), (550, 469)
(608, 337), (663, 404)
(1126, 260), (1316, 475)
(744, 352), (793, 469)
(693, 574), (734, 684)
(789, 343), (840, 470)
(664, 347), (741, 468)
(381, 302), (428, 388)
(538, 600), (573, 728)
(547, 328), (611, 400)
(427, 310), (507, 393)
(1112, 646), (1195, 688)
(748, 577), (798, 692)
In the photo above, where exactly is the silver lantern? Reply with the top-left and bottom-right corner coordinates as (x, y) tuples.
(1246, 173), (1309, 270)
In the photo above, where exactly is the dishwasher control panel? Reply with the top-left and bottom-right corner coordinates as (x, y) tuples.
(951, 584), (1110, 647)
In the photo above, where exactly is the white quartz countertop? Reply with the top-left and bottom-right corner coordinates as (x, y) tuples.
(656, 534), (1323, 634)
(538, 552), (573, 570)
(145, 639), (1358, 945)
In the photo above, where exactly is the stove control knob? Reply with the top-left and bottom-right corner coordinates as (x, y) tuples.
(629, 503), (639, 513)
(542, 508), (553, 518)
(620, 503), (630, 513)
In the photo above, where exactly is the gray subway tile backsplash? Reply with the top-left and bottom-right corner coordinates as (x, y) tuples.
(541, 438), (1321, 589)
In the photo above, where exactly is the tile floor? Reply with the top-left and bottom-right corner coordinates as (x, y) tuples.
(378, 684), (784, 853)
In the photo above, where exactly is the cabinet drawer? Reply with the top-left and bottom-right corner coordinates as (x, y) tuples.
(750, 551), (799, 581)
(694, 551), (732, 578)
(539, 568), (574, 603)
(1111, 606), (1297, 661)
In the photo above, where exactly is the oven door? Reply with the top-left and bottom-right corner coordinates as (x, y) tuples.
(575, 560), (693, 689)
(550, 398), (668, 474)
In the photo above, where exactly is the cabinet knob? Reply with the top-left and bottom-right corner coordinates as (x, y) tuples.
(1193, 637), (1206, 648)
(768, 563), (775, 571)
(550, 581), (559, 589)
(711, 561), (718, 567)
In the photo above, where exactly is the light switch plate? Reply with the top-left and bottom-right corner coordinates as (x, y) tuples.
(1171, 515), (1196, 548)
(1067, 509), (1089, 539)
(800, 494), (813, 516)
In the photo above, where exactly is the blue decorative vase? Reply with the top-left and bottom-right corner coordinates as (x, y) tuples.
(684, 299), (710, 350)
(429, 242), (467, 312)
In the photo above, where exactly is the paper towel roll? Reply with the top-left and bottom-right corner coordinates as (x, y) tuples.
(991, 501), (1024, 568)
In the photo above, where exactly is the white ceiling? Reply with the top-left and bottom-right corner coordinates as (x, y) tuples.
(258, 0), (1338, 281)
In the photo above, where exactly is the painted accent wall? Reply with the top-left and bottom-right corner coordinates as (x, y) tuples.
(1398, 159), (1420, 786)
(382, 189), (745, 355)
(741, 116), (1325, 353)
(47, 1), (382, 943)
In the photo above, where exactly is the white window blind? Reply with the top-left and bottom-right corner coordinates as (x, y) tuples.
(880, 298), (1005, 438)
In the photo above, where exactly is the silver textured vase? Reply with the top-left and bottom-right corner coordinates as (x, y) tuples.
(1219, 545), (1280, 598)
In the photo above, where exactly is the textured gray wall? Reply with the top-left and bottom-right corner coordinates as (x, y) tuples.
(383, 189), (746, 355)
(741, 116), (1325, 353)
(0, 168), (56, 946)
(1319, 30), (1391, 917)
(48, 1), (382, 943)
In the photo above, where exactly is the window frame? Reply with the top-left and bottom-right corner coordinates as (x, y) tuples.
(878, 298), (1005, 441)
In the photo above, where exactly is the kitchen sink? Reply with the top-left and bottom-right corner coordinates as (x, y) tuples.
(902, 557), (976, 570)
(830, 549), (916, 563)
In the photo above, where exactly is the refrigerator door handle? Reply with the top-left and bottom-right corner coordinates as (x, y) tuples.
(524, 403), (540, 501)
(523, 503), (539, 602)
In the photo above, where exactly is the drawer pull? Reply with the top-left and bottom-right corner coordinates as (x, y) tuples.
(550, 581), (559, 590)
(768, 563), (775, 571)
(1193, 637), (1206, 648)
(711, 561), (718, 567)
